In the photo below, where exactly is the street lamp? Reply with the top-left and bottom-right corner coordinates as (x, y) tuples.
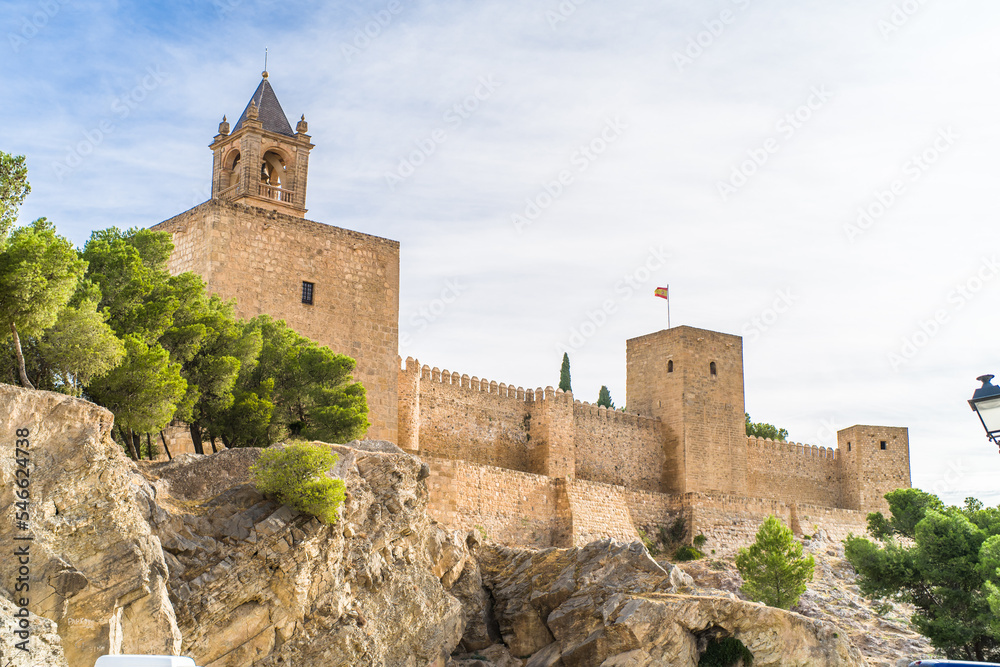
(969, 374), (1000, 452)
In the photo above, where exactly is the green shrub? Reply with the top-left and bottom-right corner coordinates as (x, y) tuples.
(693, 533), (707, 548)
(639, 528), (660, 556)
(698, 636), (754, 666)
(250, 442), (345, 523)
(674, 544), (703, 561)
(662, 517), (687, 545)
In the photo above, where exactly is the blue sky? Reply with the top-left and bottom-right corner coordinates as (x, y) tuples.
(4, 0), (1000, 505)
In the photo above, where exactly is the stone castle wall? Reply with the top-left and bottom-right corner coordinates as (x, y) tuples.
(153, 199), (400, 442)
(572, 403), (664, 493)
(745, 437), (843, 508)
(399, 358), (667, 492)
(423, 456), (869, 554)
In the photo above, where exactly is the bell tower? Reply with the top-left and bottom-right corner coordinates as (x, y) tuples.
(210, 71), (313, 217)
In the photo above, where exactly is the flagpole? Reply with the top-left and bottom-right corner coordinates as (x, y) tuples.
(667, 284), (671, 329)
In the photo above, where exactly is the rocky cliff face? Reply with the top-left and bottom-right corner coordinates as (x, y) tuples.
(0, 386), (471, 667)
(466, 541), (867, 667)
(0, 386), (924, 667)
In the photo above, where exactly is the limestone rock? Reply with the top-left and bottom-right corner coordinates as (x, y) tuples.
(138, 442), (466, 667)
(0, 386), (469, 667)
(0, 386), (181, 667)
(479, 539), (867, 667)
(0, 595), (68, 666)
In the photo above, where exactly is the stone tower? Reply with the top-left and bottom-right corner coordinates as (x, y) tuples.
(152, 73), (400, 442)
(626, 326), (747, 495)
(210, 71), (314, 217)
(837, 425), (911, 514)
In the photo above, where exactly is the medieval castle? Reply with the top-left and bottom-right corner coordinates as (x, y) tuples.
(152, 73), (911, 553)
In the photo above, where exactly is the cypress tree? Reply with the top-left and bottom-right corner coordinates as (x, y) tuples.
(597, 385), (613, 409)
(559, 352), (572, 393)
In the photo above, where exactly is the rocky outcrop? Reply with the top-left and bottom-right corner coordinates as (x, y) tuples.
(139, 446), (467, 667)
(0, 596), (67, 666)
(0, 385), (471, 667)
(0, 386), (181, 667)
(474, 540), (867, 667)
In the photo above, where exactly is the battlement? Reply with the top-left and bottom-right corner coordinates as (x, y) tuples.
(746, 436), (840, 462)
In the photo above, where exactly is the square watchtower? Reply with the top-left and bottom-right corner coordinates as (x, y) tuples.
(626, 326), (747, 496)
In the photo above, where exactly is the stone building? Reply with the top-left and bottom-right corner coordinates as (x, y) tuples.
(151, 75), (911, 553)
(152, 72), (400, 442)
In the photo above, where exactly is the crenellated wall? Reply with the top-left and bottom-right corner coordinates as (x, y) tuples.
(401, 358), (535, 472)
(399, 357), (668, 491)
(398, 325), (910, 555)
(572, 402), (664, 493)
(745, 437), (843, 508)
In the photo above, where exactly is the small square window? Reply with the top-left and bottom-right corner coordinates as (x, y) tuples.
(880, 440), (887, 450)
(301, 281), (314, 305)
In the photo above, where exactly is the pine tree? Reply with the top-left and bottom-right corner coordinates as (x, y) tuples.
(0, 218), (87, 388)
(559, 352), (572, 393)
(0, 152), (30, 242)
(735, 515), (814, 609)
(597, 385), (614, 409)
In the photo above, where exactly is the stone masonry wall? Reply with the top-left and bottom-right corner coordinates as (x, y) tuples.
(573, 403), (664, 493)
(745, 437), (842, 508)
(683, 492), (868, 557)
(423, 457), (557, 548)
(413, 366), (534, 472)
(153, 199), (400, 442)
(563, 478), (642, 546)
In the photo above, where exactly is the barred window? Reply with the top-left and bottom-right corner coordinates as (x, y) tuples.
(302, 281), (314, 305)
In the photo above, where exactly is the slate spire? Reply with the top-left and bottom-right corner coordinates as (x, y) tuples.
(233, 71), (295, 137)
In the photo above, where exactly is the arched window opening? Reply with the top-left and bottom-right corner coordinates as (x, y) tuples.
(260, 150), (287, 192)
(221, 150), (241, 192)
(710, 361), (717, 377)
(667, 360), (674, 373)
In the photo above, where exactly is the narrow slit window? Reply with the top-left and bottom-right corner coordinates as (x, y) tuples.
(301, 281), (314, 305)
(880, 440), (887, 450)
(710, 361), (717, 377)
(667, 360), (674, 373)
(847, 442), (851, 452)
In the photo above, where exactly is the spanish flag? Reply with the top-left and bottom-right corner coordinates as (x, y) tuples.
(654, 287), (669, 300)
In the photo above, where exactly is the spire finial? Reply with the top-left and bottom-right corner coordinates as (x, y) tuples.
(262, 47), (268, 79)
